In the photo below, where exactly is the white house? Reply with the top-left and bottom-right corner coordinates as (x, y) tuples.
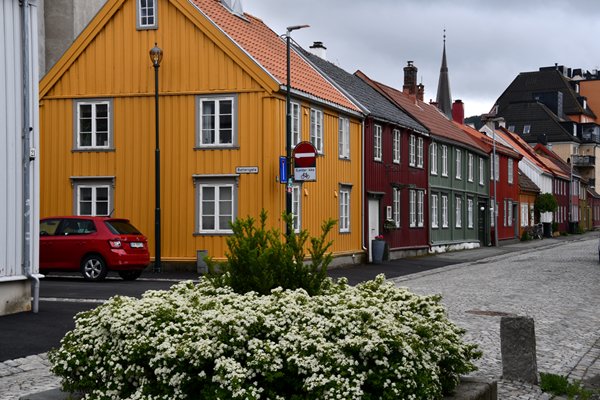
(1, 0), (41, 315)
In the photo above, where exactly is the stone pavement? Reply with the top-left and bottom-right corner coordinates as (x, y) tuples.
(1, 235), (599, 399)
(391, 235), (600, 399)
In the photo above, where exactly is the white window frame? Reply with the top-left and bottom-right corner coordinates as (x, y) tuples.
(409, 190), (417, 227)
(455, 196), (462, 228)
(339, 186), (351, 232)
(508, 200), (513, 227)
(291, 184), (301, 233)
(521, 203), (529, 227)
(455, 149), (462, 179)
(504, 200), (507, 226)
(195, 176), (238, 234)
(442, 145), (448, 176)
(338, 116), (350, 159)
(431, 194), (439, 228)
(409, 134), (416, 166)
(75, 100), (112, 150)
(467, 198), (473, 228)
(479, 157), (484, 185)
(393, 187), (401, 228)
(442, 194), (449, 228)
(508, 158), (514, 184)
(430, 143), (438, 175)
(523, 124), (531, 134)
(392, 129), (401, 164)
(373, 125), (382, 161)
(197, 96), (236, 147)
(291, 102), (301, 147)
(417, 190), (424, 227)
(417, 137), (424, 168)
(137, 0), (157, 29)
(491, 154), (500, 181)
(310, 108), (324, 154)
(468, 153), (474, 182)
(72, 178), (113, 217)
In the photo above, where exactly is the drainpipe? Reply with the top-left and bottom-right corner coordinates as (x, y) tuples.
(21, 0), (40, 313)
(361, 120), (366, 253)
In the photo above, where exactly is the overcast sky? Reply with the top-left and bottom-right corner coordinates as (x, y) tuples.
(243, 0), (600, 118)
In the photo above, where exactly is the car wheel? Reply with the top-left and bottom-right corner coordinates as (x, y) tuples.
(81, 255), (108, 281)
(118, 270), (142, 281)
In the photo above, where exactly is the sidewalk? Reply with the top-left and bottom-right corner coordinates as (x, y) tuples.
(2, 232), (598, 399)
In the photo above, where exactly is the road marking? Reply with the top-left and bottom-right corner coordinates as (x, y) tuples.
(40, 297), (106, 304)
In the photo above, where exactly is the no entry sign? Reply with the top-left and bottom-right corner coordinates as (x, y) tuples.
(293, 141), (317, 181)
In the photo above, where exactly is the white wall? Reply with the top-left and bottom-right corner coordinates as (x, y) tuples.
(0, 0), (40, 315)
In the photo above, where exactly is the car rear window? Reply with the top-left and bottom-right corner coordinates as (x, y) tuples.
(105, 220), (142, 235)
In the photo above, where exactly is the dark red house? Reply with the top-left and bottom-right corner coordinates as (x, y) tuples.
(301, 50), (431, 260)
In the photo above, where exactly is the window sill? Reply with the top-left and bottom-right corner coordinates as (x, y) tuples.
(194, 145), (239, 151)
(193, 232), (233, 236)
(72, 148), (115, 152)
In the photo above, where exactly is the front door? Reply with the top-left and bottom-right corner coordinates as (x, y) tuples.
(478, 202), (487, 246)
(368, 199), (380, 263)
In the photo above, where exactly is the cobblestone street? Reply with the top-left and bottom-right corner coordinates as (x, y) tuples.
(392, 236), (600, 399)
(1, 236), (599, 399)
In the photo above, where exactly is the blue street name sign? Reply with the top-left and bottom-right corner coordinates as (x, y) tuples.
(279, 156), (288, 184)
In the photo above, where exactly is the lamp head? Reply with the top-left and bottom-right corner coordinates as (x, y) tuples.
(149, 43), (163, 67)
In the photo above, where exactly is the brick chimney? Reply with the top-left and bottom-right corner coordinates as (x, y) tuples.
(309, 41), (327, 60)
(417, 83), (424, 102)
(403, 61), (418, 96)
(452, 99), (464, 124)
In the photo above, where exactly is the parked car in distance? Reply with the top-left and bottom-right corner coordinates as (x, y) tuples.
(40, 216), (150, 281)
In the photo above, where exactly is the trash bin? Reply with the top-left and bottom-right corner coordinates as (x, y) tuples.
(371, 240), (385, 264)
(542, 222), (552, 238)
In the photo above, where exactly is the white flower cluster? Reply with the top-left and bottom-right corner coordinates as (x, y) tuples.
(49, 275), (480, 399)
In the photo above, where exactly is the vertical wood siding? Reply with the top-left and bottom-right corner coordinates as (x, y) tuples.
(40, 0), (363, 262)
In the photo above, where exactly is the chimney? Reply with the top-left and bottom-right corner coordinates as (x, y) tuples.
(451, 100), (464, 124)
(417, 83), (424, 102)
(309, 41), (327, 60)
(403, 61), (418, 95)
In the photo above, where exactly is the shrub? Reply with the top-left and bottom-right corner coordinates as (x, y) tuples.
(539, 372), (594, 399)
(520, 230), (531, 241)
(535, 193), (558, 214)
(49, 276), (481, 399)
(205, 210), (334, 296)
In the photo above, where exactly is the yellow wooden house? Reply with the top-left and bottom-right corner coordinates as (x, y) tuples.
(39, 0), (364, 265)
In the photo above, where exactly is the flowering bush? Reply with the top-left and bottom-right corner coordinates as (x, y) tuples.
(374, 234), (384, 240)
(49, 275), (480, 399)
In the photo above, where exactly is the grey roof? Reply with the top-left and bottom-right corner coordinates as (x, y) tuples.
(500, 101), (580, 144)
(299, 48), (428, 134)
(496, 68), (595, 118)
(518, 169), (540, 193)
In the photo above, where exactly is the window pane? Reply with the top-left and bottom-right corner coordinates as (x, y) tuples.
(95, 104), (108, 118)
(220, 100), (232, 115)
(96, 202), (109, 216)
(79, 202), (92, 216)
(80, 104), (92, 119)
(202, 216), (214, 230)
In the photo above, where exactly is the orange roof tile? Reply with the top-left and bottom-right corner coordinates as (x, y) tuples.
(189, 0), (359, 112)
(355, 70), (487, 153)
(454, 122), (522, 160)
(494, 127), (553, 174)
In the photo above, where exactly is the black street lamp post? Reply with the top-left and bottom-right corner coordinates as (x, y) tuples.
(285, 25), (308, 234)
(149, 43), (163, 272)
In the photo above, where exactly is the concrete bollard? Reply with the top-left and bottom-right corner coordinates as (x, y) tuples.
(500, 316), (538, 384)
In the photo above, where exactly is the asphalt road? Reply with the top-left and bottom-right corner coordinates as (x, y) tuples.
(0, 232), (594, 362)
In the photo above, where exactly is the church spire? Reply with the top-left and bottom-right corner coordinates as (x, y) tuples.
(436, 30), (452, 119)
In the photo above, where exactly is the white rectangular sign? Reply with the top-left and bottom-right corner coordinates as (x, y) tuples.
(235, 166), (259, 174)
(294, 167), (316, 181)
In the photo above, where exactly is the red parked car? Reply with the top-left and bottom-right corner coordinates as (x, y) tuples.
(40, 216), (150, 281)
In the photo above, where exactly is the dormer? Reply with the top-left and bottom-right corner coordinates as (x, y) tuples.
(221, 0), (244, 16)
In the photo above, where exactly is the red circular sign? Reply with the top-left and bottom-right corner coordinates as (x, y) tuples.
(293, 141), (317, 168)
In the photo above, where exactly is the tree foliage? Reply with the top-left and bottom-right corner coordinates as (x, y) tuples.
(535, 193), (558, 214)
(206, 210), (335, 296)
